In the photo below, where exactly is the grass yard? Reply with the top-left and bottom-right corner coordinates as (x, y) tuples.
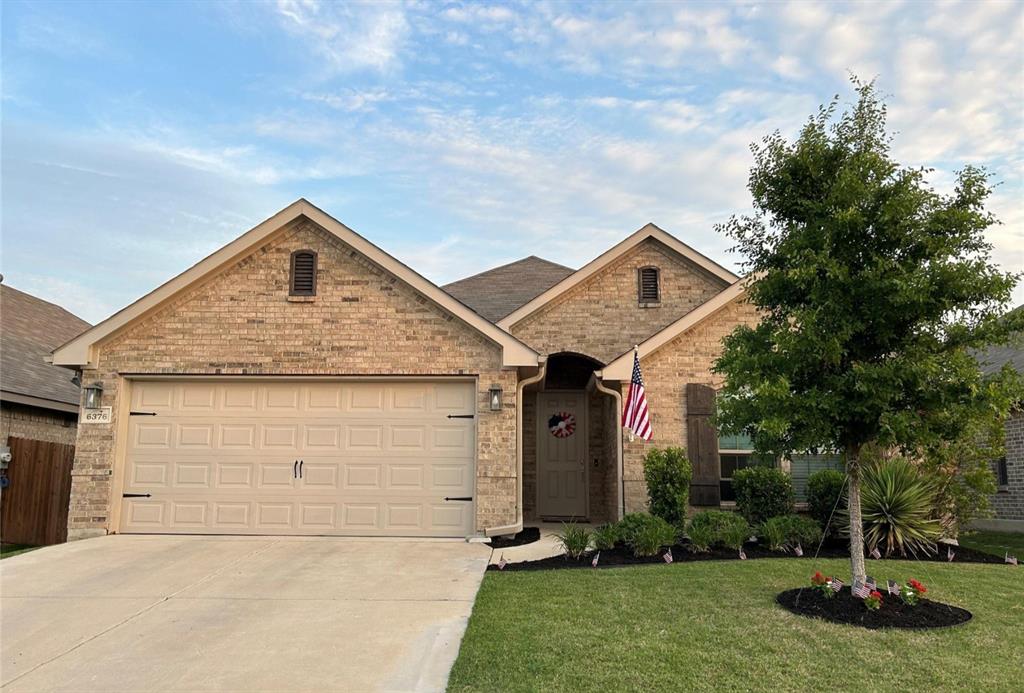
(0, 544), (38, 559)
(958, 530), (1024, 559)
(448, 558), (1022, 692)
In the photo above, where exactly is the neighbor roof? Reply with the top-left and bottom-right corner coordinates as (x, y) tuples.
(497, 223), (738, 329)
(443, 256), (575, 322)
(974, 305), (1024, 376)
(50, 199), (539, 369)
(1, 284), (91, 411)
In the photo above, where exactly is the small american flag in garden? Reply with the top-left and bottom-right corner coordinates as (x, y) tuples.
(592, 552), (600, 568)
(870, 546), (881, 559)
(866, 576), (877, 591)
(738, 547), (747, 560)
(829, 577), (843, 593)
(1007, 553), (1019, 566)
(497, 554), (507, 570)
(887, 579), (900, 596)
(852, 579), (870, 599)
(947, 545), (955, 562)
(621, 350), (652, 440)
(793, 543), (803, 557)
(663, 549), (673, 564)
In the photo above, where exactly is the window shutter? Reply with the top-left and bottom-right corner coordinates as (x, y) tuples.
(686, 383), (720, 506)
(290, 250), (317, 296)
(638, 267), (660, 302)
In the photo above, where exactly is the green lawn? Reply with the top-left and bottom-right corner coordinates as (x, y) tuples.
(959, 530), (1024, 559)
(449, 558), (1021, 692)
(0, 544), (38, 559)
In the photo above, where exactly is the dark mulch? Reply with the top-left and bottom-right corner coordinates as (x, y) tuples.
(776, 587), (972, 630)
(488, 537), (1008, 571)
(489, 527), (541, 549)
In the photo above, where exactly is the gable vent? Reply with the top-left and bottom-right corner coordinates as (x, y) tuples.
(638, 266), (660, 303)
(290, 250), (318, 296)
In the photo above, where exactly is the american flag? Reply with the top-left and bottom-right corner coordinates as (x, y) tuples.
(793, 543), (803, 557)
(870, 546), (881, 560)
(1007, 553), (1019, 566)
(829, 577), (844, 593)
(592, 551), (600, 568)
(738, 547), (747, 560)
(866, 576), (876, 591)
(663, 549), (673, 564)
(852, 579), (870, 599)
(947, 545), (955, 562)
(621, 350), (652, 440)
(497, 554), (507, 570)
(887, 579), (900, 596)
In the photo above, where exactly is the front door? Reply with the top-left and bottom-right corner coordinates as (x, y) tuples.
(536, 391), (587, 519)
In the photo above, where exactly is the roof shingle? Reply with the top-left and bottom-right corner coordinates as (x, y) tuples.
(1, 284), (91, 407)
(443, 256), (575, 322)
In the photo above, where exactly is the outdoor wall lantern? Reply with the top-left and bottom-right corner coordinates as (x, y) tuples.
(83, 382), (104, 409)
(488, 384), (503, 411)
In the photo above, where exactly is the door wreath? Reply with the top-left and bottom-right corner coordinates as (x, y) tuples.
(548, 412), (576, 438)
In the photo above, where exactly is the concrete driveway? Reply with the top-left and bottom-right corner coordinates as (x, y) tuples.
(1, 535), (490, 692)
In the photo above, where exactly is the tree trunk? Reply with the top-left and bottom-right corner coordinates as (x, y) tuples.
(846, 445), (867, 583)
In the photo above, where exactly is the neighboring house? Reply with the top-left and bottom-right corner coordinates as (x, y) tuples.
(1, 283), (90, 446)
(974, 319), (1024, 532)
(52, 199), (831, 541)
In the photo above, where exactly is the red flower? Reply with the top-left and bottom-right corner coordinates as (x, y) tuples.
(811, 571), (828, 586)
(870, 590), (883, 600)
(908, 579), (927, 594)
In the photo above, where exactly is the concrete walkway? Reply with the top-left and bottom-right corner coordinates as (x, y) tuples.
(0, 535), (490, 692)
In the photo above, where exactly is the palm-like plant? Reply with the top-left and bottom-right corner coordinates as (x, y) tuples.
(848, 458), (941, 557)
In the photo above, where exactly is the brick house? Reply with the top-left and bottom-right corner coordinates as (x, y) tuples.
(52, 199), (796, 540)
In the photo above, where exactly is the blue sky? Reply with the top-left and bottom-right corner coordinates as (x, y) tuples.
(2, 0), (1022, 323)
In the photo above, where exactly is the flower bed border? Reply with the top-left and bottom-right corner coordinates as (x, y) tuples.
(775, 587), (972, 630)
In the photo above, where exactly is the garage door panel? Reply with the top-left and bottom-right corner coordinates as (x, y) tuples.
(121, 380), (476, 537)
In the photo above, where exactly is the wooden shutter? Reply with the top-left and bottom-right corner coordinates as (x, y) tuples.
(290, 250), (317, 296)
(686, 383), (720, 506)
(638, 267), (660, 302)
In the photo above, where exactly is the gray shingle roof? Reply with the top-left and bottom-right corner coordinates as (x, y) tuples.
(974, 305), (1024, 376)
(1, 284), (91, 407)
(443, 256), (575, 322)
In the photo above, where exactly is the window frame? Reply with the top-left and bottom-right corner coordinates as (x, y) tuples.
(995, 456), (1009, 489)
(637, 266), (660, 304)
(289, 249), (318, 297)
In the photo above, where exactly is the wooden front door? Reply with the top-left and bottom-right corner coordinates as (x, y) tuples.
(536, 391), (587, 519)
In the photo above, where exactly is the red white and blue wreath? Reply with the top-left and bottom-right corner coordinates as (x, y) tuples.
(548, 412), (576, 438)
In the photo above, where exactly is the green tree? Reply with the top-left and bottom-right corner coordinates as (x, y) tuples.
(712, 79), (1023, 582)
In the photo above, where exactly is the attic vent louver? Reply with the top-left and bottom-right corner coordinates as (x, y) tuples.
(290, 250), (317, 296)
(638, 266), (660, 303)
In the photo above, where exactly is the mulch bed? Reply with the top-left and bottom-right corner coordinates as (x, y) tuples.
(488, 527), (541, 549)
(776, 587), (972, 629)
(487, 538), (1009, 571)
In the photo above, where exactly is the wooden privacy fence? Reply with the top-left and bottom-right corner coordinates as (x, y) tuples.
(1, 437), (75, 546)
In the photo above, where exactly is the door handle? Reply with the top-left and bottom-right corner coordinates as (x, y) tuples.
(294, 460), (299, 479)
(299, 460), (304, 478)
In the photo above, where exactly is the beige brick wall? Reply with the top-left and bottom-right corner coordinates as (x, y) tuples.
(1, 402), (78, 447)
(620, 298), (760, 513)
(67, 219), (519, 539)
(510, 239), (728, 364)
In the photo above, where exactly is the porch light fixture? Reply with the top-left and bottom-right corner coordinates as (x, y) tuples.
(83, 381), (104, 409)
(488, 384), (503, 411)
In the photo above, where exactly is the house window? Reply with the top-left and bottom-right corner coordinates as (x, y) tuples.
(996, 456), (1009, 488)
(638, 266), (660, 304)
(718, 432), (775, 501)
(290, 250), (317, 296)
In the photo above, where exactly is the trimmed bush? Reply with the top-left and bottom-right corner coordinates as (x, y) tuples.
(760, 514), (822, 551)
(686, 510), (750, 551)
(643, 447), (692, 528)
(627, 516), (678, 557)
(591, 523), (620, 551)
(554, 522), (592, 559)
(806, 469), (846, 535)
(732, 465), (794, 525)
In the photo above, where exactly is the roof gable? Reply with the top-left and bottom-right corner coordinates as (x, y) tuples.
(51, 199), (538, 368)
(1, 284), (91, 408)
(497, 223), (737, 329)
(443, 256), (574, 322)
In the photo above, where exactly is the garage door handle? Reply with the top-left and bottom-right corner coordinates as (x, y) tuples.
(299, 460), (304, 478)
(123, 493), (151, 498)
(447, 414), (474, 419)
(443, 496), (473, 502)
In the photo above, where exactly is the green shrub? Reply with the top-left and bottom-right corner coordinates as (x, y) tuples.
(732, 465), (794, 525)
(626, 515), (678, 557)
(846, 458), (941, 557)
(686, 522), (715, 552)
(591, 523), (620, 551)
(686, 510), (749, 551)
(554, 522), (592, 559)
(616, 513), (657, 545)
(806, 469), (846, 535)
(643, 447), (692, 528)
(719, 517), (752, 551)
(760, 514), (822, 551)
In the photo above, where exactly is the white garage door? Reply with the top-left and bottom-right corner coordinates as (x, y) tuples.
(119, 380), (476, 537)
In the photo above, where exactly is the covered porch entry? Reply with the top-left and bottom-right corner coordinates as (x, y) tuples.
(522, 352), (622, 524)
